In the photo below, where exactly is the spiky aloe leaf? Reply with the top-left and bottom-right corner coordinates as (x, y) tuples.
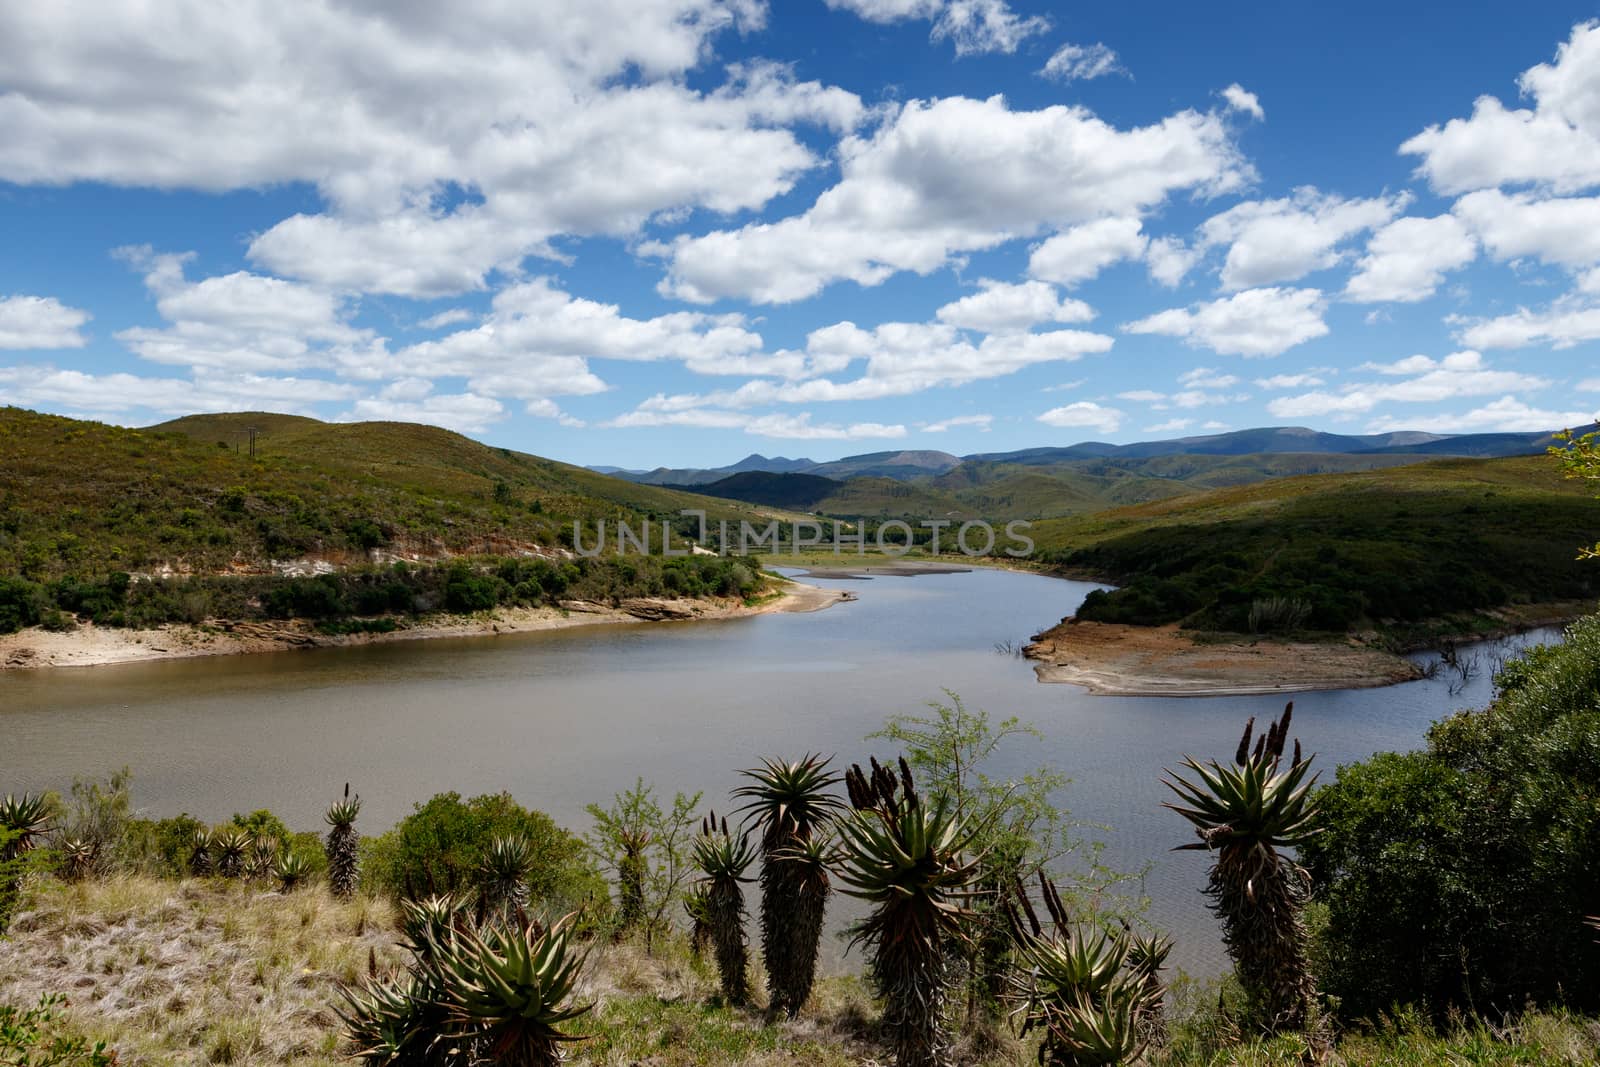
(274, 850), (312, 892)
(400, 894), (472, 961)
(338, 971), (450, 1066)
(1004, 873), (1164, 1067)
(213, 829), (249, 879)
(1036, 982), (1150, 1067)
(478, 834), (534, 924)
(187, 828), (213, 877)
(60, 838), (95, 882)
(433, 913), (591, 1067)
(0, 793), (51, 861)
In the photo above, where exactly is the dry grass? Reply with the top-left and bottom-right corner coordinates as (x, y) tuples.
(3, 875), (1595, 1066)
(0, 875), (397, 1065)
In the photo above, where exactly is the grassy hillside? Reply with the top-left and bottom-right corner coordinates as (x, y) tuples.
(0, 408), (772, 580)
(1028, 455), (1600, 636)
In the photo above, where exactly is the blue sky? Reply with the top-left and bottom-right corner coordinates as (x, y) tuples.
(2, 1), (1599, 468)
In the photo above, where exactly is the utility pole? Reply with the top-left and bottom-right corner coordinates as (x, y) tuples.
(246, 425), (258, 460)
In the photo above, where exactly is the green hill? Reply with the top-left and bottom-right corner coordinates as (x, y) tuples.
(0, 408), (772, 579)
(1028, 455), (1600, 637)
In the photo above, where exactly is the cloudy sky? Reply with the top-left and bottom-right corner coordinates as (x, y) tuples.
(2, 1), (1600, 467)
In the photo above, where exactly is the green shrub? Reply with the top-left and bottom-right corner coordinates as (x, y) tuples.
(364, 791), (600, 914)
(0, 577), (50, 634)
(0, 993), (116, 1066)
(1304, 613), (1600, 1021)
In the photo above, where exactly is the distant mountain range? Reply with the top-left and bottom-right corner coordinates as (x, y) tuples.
(594, 425), (1586, 487)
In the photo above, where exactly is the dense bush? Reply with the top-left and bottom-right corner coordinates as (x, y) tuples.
(1303, 613), (1600, 1021)
(0, 554), (772, 633)
(362, 791), (601, 914)
(1057, 493), (1596, 633)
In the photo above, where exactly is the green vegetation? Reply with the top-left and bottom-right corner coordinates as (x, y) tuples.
(1552, 424), (1600, 558)
(0, 994), (116, 1067)
(1304, 613), (1600, 1021)
(0, 553), (770, 635)
(0, 407), (771, 581)
(6, 642), (1600, 1062)
(584, 780), (702, 946)
(361, 791), (599, 915)
(1030, 456), (1599, 634)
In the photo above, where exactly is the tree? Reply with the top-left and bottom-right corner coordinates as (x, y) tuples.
(585, 779), (701, 950)
(1550, 425), (1600, 558)
(1303, 616), (1600, 1020)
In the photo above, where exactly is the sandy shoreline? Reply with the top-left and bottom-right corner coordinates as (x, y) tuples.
(1024, 618), (1429, 697)
(1023, 602), (1594, 697)
(0, 578), (847, 672)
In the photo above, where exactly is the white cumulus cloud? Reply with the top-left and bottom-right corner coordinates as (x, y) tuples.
(1198, 187), (1409, 291)
(0, 295), (90, 350)
(936, 279), (1094, 332)
(1221, 84), (1264, 121)
(1345, 214), (1477, 303)
(655, 94), (1251, 304)
(1401, 22), (1600, 194)
(1037, 400), (1122, 433)
(1125, 287), (1328, 358)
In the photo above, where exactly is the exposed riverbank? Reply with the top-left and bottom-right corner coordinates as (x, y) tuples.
(1023, 600), (1591, 697)
(1024, 619), (1424, 696)
(0, 577), (847, 671)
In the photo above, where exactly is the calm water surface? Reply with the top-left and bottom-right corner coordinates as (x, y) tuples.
(0, 568), (1561, 977)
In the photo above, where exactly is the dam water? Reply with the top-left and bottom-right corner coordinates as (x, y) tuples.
(0, 566), (1559, 978)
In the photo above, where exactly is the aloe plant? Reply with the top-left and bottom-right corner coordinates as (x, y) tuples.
(60, 838), (94, 882)
(187, 827), (213, 877)
(734, 754), (842, 1017)
(213, 829), (249, 879)
(433, 914), (592, 1067)
(1004, 873), (1164, 1066)
(275, 850), (311, 892)
(478, 834), (535, 925)
(837, 757), (983, 1067)
(1163, 702), (1320, 1030)
(691, 812), (758, 1005)
(325, 784), (362, 899)
(341, 897), (586, 1067)
(0, 793), (51, 861)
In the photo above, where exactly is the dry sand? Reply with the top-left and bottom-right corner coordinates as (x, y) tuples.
(0, 578), (847, 672)
(1024, 617), (1426, 697)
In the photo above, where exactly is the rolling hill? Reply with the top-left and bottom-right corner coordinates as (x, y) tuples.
(0, 407), (776, 579)
(594, 424), (1596, 524)
(600, 424), (1587, 487)
(1027, 455), (1600, 636)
